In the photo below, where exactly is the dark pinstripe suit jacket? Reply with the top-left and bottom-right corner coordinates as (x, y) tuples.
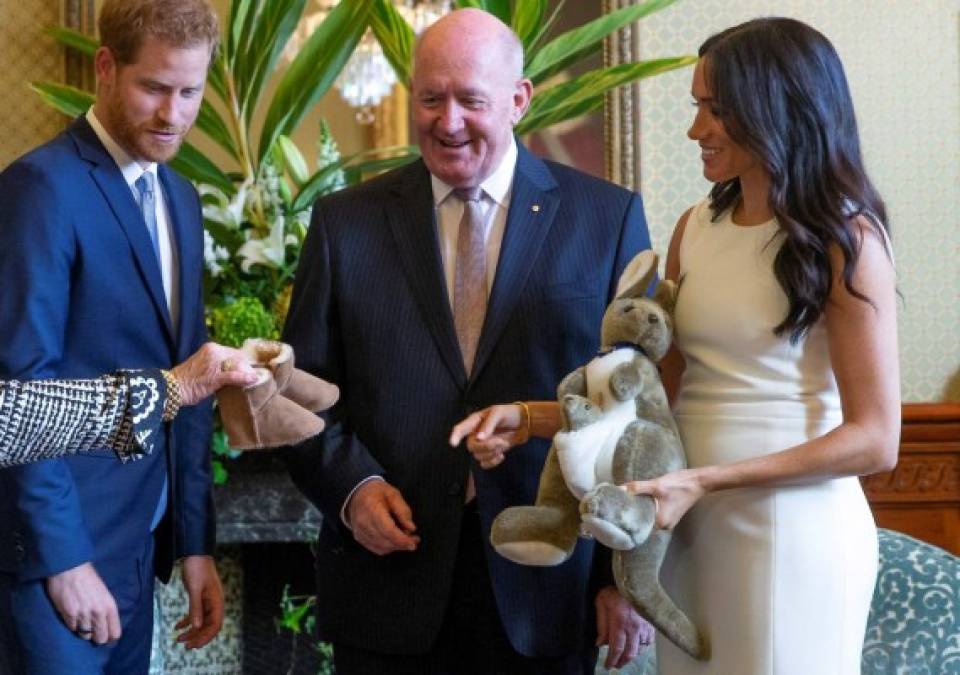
(283, 144), (652, 657)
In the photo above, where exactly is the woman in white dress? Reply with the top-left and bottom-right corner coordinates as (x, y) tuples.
(450, 17), (899, 675)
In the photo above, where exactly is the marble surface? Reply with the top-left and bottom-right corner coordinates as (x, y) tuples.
(213, 452), (321, 544)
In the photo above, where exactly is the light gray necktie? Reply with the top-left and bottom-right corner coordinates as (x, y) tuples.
(135, 172), (162, 266)
(136, 171), (168, 529)
(452, 187), (487, 374)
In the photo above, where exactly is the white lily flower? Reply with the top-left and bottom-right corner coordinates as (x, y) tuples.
(202, 229), (230, 277)
(199, 182), (248, 230)
(237, 215), (296, 273)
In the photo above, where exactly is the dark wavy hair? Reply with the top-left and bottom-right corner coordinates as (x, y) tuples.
(699, 17), (888, 342)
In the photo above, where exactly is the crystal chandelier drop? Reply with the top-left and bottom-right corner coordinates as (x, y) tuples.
(286, 1), (450, 124)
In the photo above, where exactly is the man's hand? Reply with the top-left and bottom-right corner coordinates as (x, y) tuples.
(46, 562), (121, 645)
(175, 555), (224, 649)
(595, 585), (654, 669)
(347, 480), (420, 555)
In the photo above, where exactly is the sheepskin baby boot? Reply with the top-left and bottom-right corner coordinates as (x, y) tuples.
(241, 339), (339, 412)
(217, 368), (325, 450)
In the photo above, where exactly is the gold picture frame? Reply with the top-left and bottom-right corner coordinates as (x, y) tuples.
(602, 0), (643, 192)
(64, 0), (97, 89)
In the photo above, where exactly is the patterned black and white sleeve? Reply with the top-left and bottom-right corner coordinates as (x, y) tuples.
(0, 369), (167, 468)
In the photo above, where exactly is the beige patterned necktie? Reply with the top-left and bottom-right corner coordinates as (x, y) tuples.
(453, 187), (485, 504)
(452, 187), (487, 375)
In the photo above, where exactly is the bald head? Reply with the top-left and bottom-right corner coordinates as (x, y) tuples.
(414, 9), (524, 82)
(410, 8), (532, 189)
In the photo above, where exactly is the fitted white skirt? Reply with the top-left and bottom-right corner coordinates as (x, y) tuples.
(656, 412), (878, 675)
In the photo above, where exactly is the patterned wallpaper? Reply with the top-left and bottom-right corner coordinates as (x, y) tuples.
(636, 0), (960, 402)
(0, 1), (65, 167)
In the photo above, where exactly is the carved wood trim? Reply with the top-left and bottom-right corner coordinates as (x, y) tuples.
(863, 402), (960, 554)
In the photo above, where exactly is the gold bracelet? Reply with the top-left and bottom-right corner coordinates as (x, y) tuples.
(512, 400), (531, 444)
(161, 369), (182, 422)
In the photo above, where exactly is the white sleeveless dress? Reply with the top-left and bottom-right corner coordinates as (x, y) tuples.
(656, 200), (878, 675)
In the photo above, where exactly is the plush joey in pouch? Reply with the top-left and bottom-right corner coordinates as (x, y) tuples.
(489, 251), (708, 660)
(217, 339), (339, 450)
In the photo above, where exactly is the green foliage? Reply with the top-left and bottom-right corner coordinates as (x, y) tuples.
(516, 56), (696, 134)
(277, 584), (316, 635)
(210, 428), (241, 484)
(372, 0), (694, 135)
(276, 585), (333, 675)
(210, 297), (278, 348)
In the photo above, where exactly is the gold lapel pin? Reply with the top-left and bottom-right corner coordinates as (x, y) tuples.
(531, 204), (540, 212)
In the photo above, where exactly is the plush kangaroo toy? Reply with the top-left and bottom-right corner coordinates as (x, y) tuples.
(490, 251), (708, 660)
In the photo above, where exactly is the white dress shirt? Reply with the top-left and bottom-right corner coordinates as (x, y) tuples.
(432, 138), (518, 305)
(86, 108), (180, 329)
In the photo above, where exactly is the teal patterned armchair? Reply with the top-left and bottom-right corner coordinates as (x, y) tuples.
(604, 528), (960, 675)
(861, 529), (959, 674)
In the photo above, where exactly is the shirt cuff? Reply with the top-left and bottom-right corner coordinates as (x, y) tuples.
(340, 475), (385, 529)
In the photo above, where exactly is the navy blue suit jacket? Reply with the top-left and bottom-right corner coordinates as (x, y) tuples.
(283, 145), (652, 657)
(0, 117), (214, 584)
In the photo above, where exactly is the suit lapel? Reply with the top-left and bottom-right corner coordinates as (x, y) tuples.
(471, 146), (559, 383)
(386, 162), (468, 388)
(159, 166), (201, 360)
(71, 118), (175, 345)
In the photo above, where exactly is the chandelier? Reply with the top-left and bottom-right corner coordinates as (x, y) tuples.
(286, 0), (450, 124)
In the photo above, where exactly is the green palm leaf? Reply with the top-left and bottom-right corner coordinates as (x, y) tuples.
(525, 0), (680, 85)
(341, 151), (421, 186)
(206, 48), (230, 103)
(517, 56), (695, 135)
(169, 142), (235, 194)
(258, 0), (373, 164)
(292, 145), (419, 213)
(523, 0), (565, 62)
(196, 100), (239, 161)
(370, 0), (415, 87)
(511, 0), (547, 51)
(235, 0), (308, 124)
(46, 26), (98, 57)
(29, 82), (93, 118)
(454, 0), (511, 24)
(227, 0), (255, 65)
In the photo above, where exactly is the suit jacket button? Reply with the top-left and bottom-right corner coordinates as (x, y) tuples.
(448, 481), (462, 496)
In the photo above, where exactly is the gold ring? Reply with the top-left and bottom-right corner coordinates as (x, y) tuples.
(652, 496), (660, 516)
(220, 358), (236, 373)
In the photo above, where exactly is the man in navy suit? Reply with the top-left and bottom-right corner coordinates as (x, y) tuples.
(0, 1), (224, 672)
(283, 9), (653, 674)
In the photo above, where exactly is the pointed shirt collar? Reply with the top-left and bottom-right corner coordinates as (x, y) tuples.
(430, 137), (518, 208)
(85, 108), (158, 188)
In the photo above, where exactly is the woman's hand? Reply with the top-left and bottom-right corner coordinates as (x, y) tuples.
(622, 468), (710, 531)
(449, 404), (527, 469)
(171, 342), (258, 406)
